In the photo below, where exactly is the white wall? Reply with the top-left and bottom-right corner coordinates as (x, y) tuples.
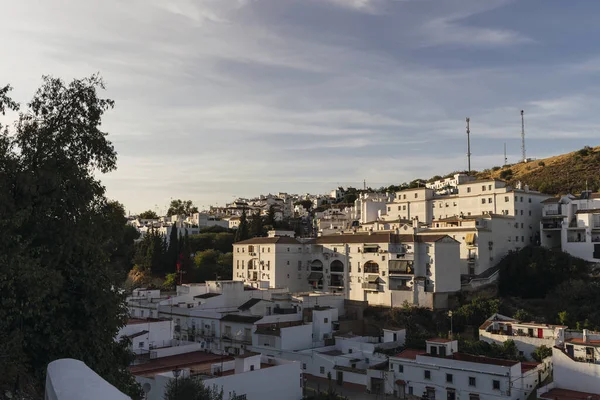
(46, 359), (131, 400)
(553, 346), (600, 394)
(204, 360), (302, 400)
(281, 324), (314, 350)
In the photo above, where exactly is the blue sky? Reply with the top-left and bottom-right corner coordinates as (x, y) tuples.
(1, 0), (599, 214)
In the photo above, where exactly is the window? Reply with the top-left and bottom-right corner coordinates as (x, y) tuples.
(488, 185), (492, 190)
(236, 260), (239, 269)
(403, 194), (406, 199)
(424, 370), (431, 380)
(349, 349), (353, 353)
(388, 207), (391, 212)
(469, 377), (476, 387)
(287, 260), (290, 265)
(237, 248), (240, 253)
(520, 196), (524, 202)
(529, 210), (531, 216)
(302, 363), (307, 370)
(521, 223), (524, 228)
(398, 206), (401, 211)
(320, 367), (325, 374)
(493, 380), (500, 390)
(398, 364), (404, 373)
(481, 199), (486, 204)
(403, 205), (406, 210)
(382, 271), (386, 276)
(433, 203), (436, 208)
(250, 365), (254, 371)
(505, 196), (509, 202)
(287, 247), (290, 252)
(467, 187), (471, 193)
(324, 318), (328, 323)
(298, 273), (301, 279)
(298, 261), (302, 270)
(287, 274), (290, 278)
(446, 374), (453, 383)
(521, 210), (524, 215)
(522, 236), (525, 242)
(529, 198), (532, 203)
(516, 236), (519, 242)
(482, 185), (486, 191)
(409, 387), (413, 395)
(488, 198), (492, 203)
(415, 193), (418, 198)
(430, 346), (438, 355)
(139, 341), (144, 348)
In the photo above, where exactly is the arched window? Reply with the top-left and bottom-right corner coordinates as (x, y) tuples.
(364, 261), (379, 274)
(330, 260), (344, 273)
(310, 260), (324, 272)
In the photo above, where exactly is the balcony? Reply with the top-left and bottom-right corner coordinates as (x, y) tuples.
(388, 260), (414, 275)
(542, 222), (562, 230)
(362, 283), (380, 291)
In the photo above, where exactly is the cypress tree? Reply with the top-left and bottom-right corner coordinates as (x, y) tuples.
(235, 208), (250, 242)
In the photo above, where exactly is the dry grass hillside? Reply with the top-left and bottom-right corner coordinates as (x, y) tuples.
(475, 145), (600, 195)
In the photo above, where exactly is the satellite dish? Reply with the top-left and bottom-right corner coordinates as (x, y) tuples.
(142, 383), (151, 394)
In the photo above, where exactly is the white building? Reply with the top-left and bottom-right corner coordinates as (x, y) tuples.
(386, 339), (545, 400)
(426, 173), (476, 194)
(133, 351), (302, 400)
(540, 192), (600, 262)
(538, 329), (600, 400)
(233, 226), (462, 309)
(117, 318), (174, 355)
(479, 314), (566, 360)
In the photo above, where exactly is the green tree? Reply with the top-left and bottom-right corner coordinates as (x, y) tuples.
(531, 345), (553, 362)
(139, 210), (159, 219)
(167, 199), (199, 217)
(163, 376), (224, 400)
(0, 76), (141, 397)
(513, 309), (531, 322)
(193, 249), (222, 282)
(249, 210), (264, 238)
(167, 225), (180, 273)
(267, 204), (276, 227)
(234, 208), (250, 242)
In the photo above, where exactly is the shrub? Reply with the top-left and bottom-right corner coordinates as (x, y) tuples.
(538, 161), (545, 167)
(499, 169), (513, 180)
(492, 166), (501, 171)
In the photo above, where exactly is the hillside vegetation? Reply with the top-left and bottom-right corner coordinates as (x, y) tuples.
(476, 145), (600, 195)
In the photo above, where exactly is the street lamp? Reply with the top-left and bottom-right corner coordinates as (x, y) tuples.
(448, 311), (453, 339)
(172, 366), (182, 395)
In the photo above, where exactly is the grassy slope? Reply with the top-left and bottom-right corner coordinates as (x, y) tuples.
(475, 145), (600, 195)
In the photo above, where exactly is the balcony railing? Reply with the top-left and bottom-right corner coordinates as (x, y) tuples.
(542, 223), (561, 229)
(362, 283), (380, 290)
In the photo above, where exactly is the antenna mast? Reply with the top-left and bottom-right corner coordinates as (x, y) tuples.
(466, 117), (471, 173)
(504, 143), (507, 166)
(521, 110), (526, 162)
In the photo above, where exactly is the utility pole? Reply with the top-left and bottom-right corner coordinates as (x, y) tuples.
(504, 143), (508, 166)
(466, 117), (471, 174)
(521, 110), (526, 163)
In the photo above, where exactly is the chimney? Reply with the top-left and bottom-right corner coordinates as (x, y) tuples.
(583, 329), (589, 343)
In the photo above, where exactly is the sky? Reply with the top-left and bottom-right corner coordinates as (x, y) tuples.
(2, 0), (600, 214)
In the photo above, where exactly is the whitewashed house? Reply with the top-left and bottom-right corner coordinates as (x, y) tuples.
(387, 339), (545, 400)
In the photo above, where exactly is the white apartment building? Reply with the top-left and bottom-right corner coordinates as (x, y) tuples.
(386, 339), (545, 400)
(479, 314), (566, 360)
(233, 227), (461, 309)
(117, 318), (174, 355)
(540, 192), (600, 262)
(349, 192), (394, 225)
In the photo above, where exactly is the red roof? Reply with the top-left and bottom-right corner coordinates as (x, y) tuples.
(129, 351), (233, 376)
(567, 338), (600, 346)
(521, 361), (541, 373)
(394, 349), (426, 360)
(395, 379), (406, 385)
(539, 388), (600, 400)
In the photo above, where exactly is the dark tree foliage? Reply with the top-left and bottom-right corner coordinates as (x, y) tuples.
(0, 76), (141, 397)
(267, 204), (276, 227)
(134, 227), (168, 275)
(234, 208), (249, 242)
(531, 345), (553, 362)
(139, 210), (159, 219)
(545, 280), (600, 330)
(249, 210), (264, 238)
(163, 376), (224, 400)
(167, 225), (180, 273)
(458, 339), (523, 361)
(498, 246), (588, 298)
(193, 249), (233, 282)
(167, 199), (198, 217)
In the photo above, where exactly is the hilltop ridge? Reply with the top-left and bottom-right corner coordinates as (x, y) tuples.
(473, 145), (600, 195)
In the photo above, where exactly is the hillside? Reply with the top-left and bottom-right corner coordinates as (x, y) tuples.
(475, 145), (600, 195)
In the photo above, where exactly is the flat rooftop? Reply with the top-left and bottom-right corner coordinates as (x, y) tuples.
(130, 351), (233, 377)
(539, 388), (600, 400)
